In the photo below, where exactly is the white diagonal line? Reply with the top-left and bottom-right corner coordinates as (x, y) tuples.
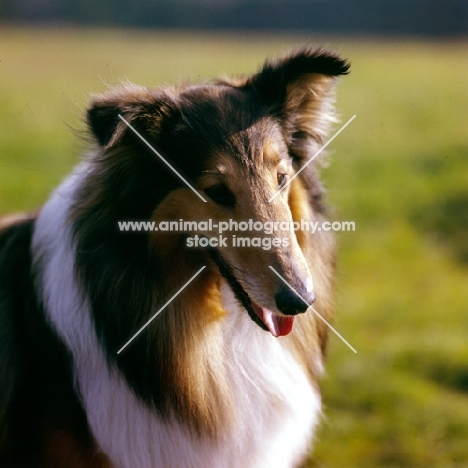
(117, 266), (206, 354)
(118, 114), (207, 203)
(269, 115), (356, 202)
(268, 266), (357, 353)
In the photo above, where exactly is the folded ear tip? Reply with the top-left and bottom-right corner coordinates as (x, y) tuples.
(283, 46), (351, 76)
(248, 46), (349, 106)
(86, 86), (180, 149)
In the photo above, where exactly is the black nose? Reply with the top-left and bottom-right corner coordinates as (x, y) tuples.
(275, 287), (315, 315)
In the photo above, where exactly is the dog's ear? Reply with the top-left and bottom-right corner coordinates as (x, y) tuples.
(247, 47), (350, 161)
(87, 84), (179, 148)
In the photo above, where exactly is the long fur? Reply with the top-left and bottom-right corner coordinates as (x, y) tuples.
(0, 47), (349, 468)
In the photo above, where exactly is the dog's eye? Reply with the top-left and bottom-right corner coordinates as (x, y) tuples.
(277, 173), (288, 189)
(204, 184), (235, 207)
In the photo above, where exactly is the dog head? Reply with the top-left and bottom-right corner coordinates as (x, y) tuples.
(82, 47), (349, 340)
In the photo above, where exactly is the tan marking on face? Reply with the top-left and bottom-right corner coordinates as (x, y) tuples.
(262, 138), (282, 166)
(288, 177), (311, 251)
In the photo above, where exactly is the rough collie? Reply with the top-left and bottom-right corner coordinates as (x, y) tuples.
(0, 47), (349, 467)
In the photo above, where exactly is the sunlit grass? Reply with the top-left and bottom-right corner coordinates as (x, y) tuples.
(1, 27), (467, 467)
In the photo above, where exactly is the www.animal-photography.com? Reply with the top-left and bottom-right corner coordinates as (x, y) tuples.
(0, 2), (467, 467)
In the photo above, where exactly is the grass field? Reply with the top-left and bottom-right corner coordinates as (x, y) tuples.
(1, 27), (467, 467)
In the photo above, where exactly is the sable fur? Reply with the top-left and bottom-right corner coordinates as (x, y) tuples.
(0, 47), (349, 468)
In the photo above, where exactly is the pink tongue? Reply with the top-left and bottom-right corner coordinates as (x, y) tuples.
(253, 304), (295, 337)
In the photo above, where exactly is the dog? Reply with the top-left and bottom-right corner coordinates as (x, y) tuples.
(0, 47), (349, 468)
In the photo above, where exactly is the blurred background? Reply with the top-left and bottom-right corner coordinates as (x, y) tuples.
(1, 1), (467, 467)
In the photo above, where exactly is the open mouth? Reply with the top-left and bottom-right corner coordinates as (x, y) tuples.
(250, 302), (295, 337)
(208, 248), (295, 337)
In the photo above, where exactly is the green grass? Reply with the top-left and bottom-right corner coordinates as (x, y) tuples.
(1, 27), (467, 467)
